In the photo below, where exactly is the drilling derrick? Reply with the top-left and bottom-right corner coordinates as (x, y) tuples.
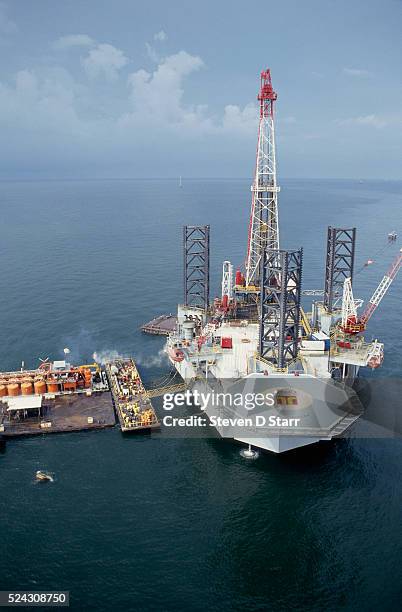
(245, 69), (280, 288)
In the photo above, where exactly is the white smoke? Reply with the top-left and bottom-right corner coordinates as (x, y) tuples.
(92, 349), (125, 365)
(134, 348), (168, 368)
(92, 348), (168, 368)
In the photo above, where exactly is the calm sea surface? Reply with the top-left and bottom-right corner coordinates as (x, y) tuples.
(1, 178), (402, 611)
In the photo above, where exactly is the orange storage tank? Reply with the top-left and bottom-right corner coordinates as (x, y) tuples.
(47, 380), (59, 393)
(7, 381), (20, 396)
(34, 379), (47, 395)
(21, 381), (34, 395)
(0, 384), (7, 397)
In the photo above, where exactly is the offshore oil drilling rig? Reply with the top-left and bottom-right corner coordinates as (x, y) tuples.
(144, 68), (402, 452)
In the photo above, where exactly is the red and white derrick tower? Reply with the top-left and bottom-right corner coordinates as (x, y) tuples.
(245, 69), (280, 288)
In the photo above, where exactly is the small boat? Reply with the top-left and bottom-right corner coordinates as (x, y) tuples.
(388, 231), (397, 241)
(35, 470), (54, 482)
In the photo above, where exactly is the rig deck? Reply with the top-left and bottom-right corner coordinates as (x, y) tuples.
(0, 392), (115, 438)
(141, 314), (177, 336)
(105, 358), (160, 433)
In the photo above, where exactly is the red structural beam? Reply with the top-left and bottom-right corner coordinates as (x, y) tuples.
(258, 69), (277, 118)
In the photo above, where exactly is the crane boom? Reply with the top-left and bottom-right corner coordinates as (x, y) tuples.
(360, 248), (402, 324)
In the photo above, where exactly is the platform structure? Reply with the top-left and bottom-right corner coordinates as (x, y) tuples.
(259, 248), (303, 368)
(105, 358), (160, 433)
(141, 314), (177, 336)
(183, 225), (210, 310)
(324, 226), (356, 312)
(0, 392), (115, 438)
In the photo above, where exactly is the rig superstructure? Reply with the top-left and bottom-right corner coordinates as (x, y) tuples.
(165, 68), (402, 454)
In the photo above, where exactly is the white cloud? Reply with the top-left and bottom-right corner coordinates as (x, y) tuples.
(0, 68), (86, 139)
(125, 51), (205, 124)
(222, 103), (257, 133)
(81, 43), (129, 80)
(0, 1), (17, 35)
(0, 44), (260, 176)
(281, 116), (297, 124)
(343, 68), (371, 77)
(0, 46), (256, 143)
(54, 34), (95, 49)
(146, 31), (168, 63)
(145, 42), (159, 63)
(119, 51), (255, 138)
(154, 30), (167, 42)
(337, 114), (387, 128)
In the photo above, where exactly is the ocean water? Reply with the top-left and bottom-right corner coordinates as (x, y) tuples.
(1, 178), (402, 611)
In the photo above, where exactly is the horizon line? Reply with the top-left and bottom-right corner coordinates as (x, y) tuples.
(0, 176), (401, 183)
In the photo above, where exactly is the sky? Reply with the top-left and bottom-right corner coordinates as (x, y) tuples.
(0, 0), (401, 179)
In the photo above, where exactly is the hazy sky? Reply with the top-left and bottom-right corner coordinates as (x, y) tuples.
(0, 0), (401, 179)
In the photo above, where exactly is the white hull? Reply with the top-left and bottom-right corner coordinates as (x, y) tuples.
(170, 359), (362, 454)
(164, 308), (376, 454)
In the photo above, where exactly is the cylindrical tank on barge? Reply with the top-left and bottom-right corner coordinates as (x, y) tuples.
(21, 380), (34, 395)
(34, 379), (47, 395)
(46, 379), (59, 394)
(7, 380), (20, 396)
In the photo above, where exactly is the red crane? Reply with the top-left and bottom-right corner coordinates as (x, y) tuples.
(341, 248), (402, 334)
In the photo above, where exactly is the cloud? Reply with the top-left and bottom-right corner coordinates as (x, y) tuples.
(222, 103), (257, 133)
(124, 51), (205, 124)
(0, 1), (17, 35)
(119, 50), (256, 139)
(281, 116), (297, 124)
(343, 67), (371, 77)
(54, 34), (95, 49)
(0, 44), (260, 177)
(337, 114), (387, 128)
(81, 43), (129, 80)
(154, 30), (167, 42)
(0, 67), (87, 144)
(145, 42), (159, 63)
(146, 30), (168, 63)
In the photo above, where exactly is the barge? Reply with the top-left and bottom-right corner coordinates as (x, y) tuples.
(141, 314), (177, 336)
(105, 358), (159, 432)
(0, 358), (114, 437)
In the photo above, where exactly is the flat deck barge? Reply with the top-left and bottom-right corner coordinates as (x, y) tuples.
(105, 358), (160, 432)
(141, 314), (177, 336)
(0, 359), (114, 438)
(0, 392), (115, 438)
